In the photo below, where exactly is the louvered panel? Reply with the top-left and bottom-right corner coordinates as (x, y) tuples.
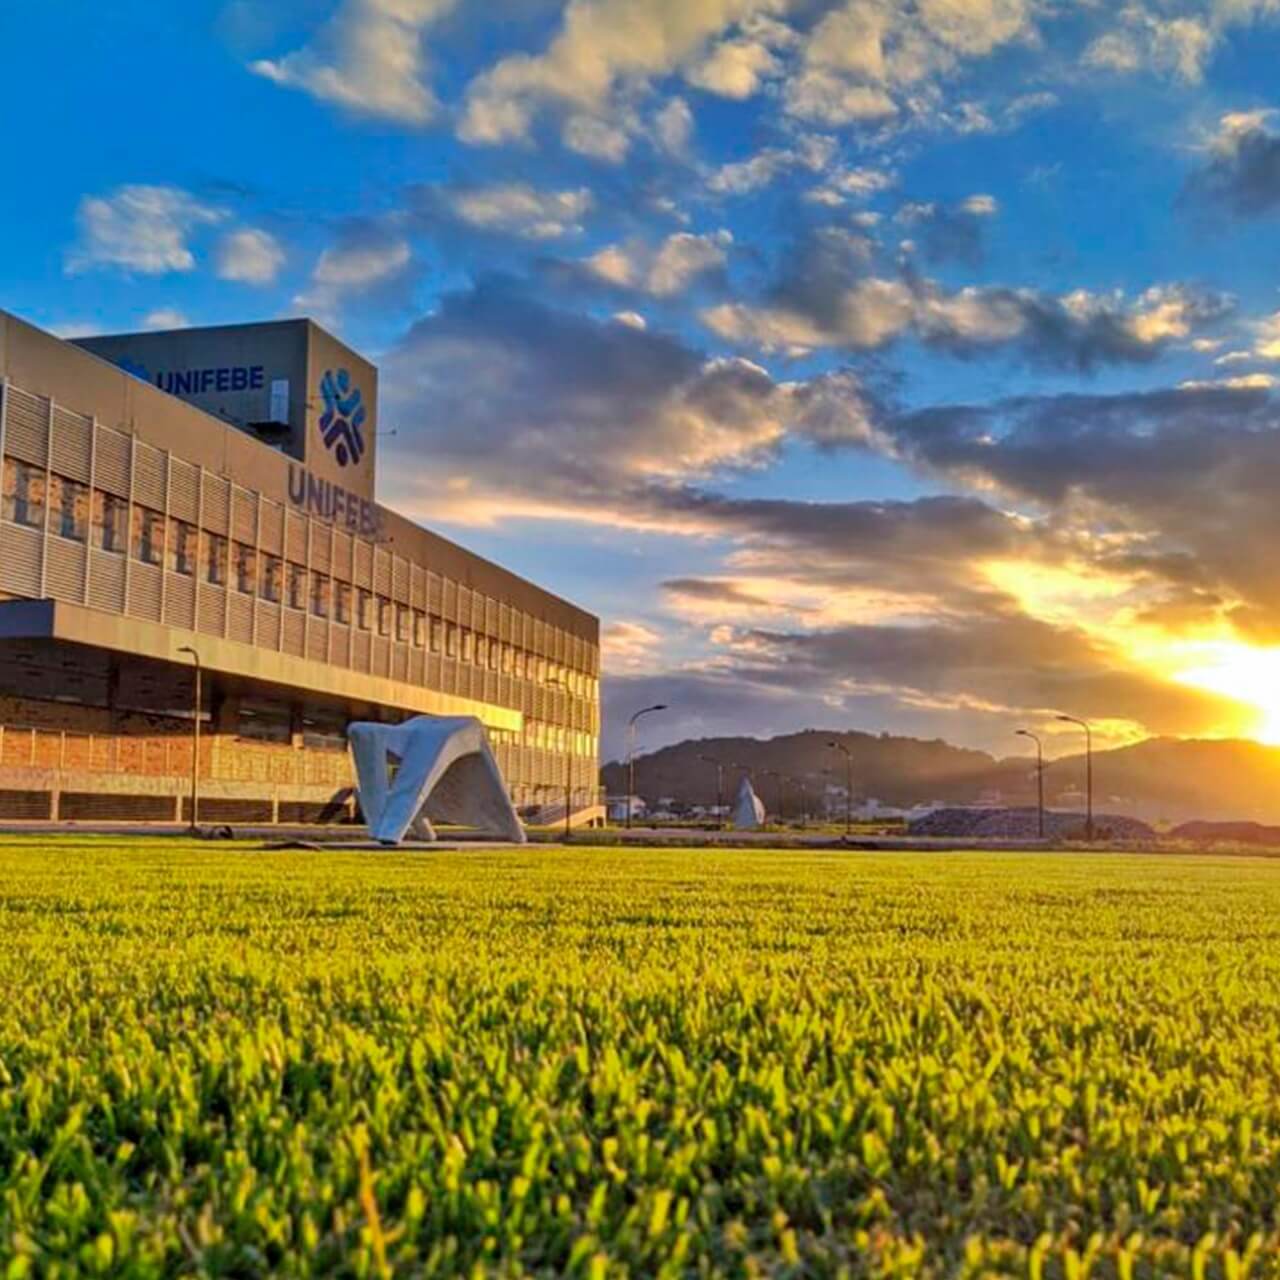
(410, 648), (425, 686)
(228, 593), (253, 644)
(441, 658), (457, 696)
(428, 572), (442, 613)
(457, 586), (472, 629)
(312, 530), (332, 574)
(45, 539), (85, 603)
(257, 601), (281, 649)
(88, 551), (125, 613)
(168, 458), (199, 522)
(133, 442), (165, 510)
(6, 387), (48, 465)
(231, 488), (256, 543)
(283, 611), (305, 657)
(499, 674), (512, 707)
(94, 426), (131, 497)
(353, 629), (371, 672)
(484, 671), (498, 704)
(373, 636), (389, 675)
(306, 625), (326, 663)
(500, 604), (512, 642)
(330, 627), (351, 669)
(520, 683), (534, 714)
(198, 583), (227, 636)
(391, 646), (408, 683)
(373, 549), (391, 595)
(0, 525), (40, 597)
(332, 532), (353, 580)
(393, 555), (409, 600)
(354, 539), (373, 588)
(164, 573), (196, 629)
(202, 474), (230, 534)
(486, 597), (498, 635)
(285, 511), (307, 562)
(127, 562), (162, 621)
(259, 500), (284, 554)
(411, 564), (425, 609)
(427, 654), (441, 689)
(50, 406), (92, 482)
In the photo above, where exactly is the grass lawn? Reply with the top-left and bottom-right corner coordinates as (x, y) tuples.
(3, 840), (1280, 1276)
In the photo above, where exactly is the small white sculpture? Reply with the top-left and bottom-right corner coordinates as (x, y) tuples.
(731, 775), (766, 830)
(348, 715), (526, 845)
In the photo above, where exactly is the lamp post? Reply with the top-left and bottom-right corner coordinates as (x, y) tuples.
(698, 754), (724, 829)
(1015, 729), (1045, 840)
(626, 704), (668, 829)
(826, 740), (853, 835)
(1055, 714), (1093, 842)
(177, 645), (201, 834)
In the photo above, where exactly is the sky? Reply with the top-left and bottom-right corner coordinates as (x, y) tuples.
(5, 0), (1280, 763)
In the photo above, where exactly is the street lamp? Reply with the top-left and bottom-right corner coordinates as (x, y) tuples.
(1055, 714), (1093, 842)
(626, 704), (668, 829)
(177, 645), (201, 834)
(1015, 729), (1045, 840)
(698, 754), (724, 829)
(826, 740), (853, 836)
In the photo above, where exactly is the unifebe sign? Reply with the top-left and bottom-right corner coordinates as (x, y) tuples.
(317, 368), (366, 468)
(116, 356), (267, 396)
(287, 465), (381, 538)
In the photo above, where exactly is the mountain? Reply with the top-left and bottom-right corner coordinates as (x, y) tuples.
(600, 731), (1280, 825)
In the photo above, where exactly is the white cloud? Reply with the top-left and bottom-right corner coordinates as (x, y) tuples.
(1252, 311), (1280, 359)
(655, 96), (695, 154)
(66, 185), (226, 276)
(294, 235), (414, 320)
(143, 309), (190, 330)
(562, 113), (632, 162)
(458, 0), (782, 146)
(961, 193), (998, 215)
(216, 228), (286, 285)
(251, 0), (455, 124)
(585, 230), (732, 296)
(449, 184), (593, 239)
(686, 34), (780, 97)
(613, 310), (648, 329)
(708, 134), (835, 195)
(806, 165), (896, 206)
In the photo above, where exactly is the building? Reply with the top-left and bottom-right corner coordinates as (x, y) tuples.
(0, 311), (600, 824)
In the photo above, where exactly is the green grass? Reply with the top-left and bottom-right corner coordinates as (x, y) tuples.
(4, 841), (1280, 1276)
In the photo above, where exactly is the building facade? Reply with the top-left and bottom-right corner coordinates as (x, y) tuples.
(0, 311), (599, 824)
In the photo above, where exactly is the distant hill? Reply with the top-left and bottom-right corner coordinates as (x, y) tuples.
(600, 731), (1280, 825)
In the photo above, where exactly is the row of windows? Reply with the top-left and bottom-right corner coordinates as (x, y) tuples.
(1, 459), (597, 696)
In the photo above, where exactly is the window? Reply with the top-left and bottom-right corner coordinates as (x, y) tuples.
(311, 574), (330, 619)
(490, 640), (501, 672)
(462, 629), (474, 664)
(377, 596), (391, 637)
(475, 636), (488, 669)
(301, 705), (347, 752)
(430, 617), (444, 653)
(501, 644), (512, 675)
(132, 506), (165, 566)
(49, 476), (89, 542)
(237, 699), (291, 744)
(287, 563), (306, 610)
(446, 623), (458, 658)
(335, 582), (352, 625)
(259, 554), (281, 602)
(205, 533), (228, 586)
(92, 491), (127, 553)
(394, 604), (411, 644)
(233, 542), (256, 594)
(412, 611), (426, 648)
(357, 589), (373, 631)
(168, 519), (196, 576)
(3, 458), (45, 529)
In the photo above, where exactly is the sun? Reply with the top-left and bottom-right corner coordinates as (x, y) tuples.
(1172, 644), (1280, 745)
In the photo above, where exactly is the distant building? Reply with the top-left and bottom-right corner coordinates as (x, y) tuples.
(0, 311), (599, 823)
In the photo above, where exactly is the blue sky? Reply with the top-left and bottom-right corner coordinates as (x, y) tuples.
(7, 0), (1280, 760)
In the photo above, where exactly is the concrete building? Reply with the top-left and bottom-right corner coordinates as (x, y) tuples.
(0, 311), (600, 824)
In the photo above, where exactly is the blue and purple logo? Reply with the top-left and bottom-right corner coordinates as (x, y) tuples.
(318, 368), (366, 468)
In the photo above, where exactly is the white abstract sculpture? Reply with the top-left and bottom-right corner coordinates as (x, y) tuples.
(348, 715), (526, 846)
(731, 776), (766, 830)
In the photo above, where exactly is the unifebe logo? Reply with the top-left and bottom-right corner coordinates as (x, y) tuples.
(318, 368), (367, 467)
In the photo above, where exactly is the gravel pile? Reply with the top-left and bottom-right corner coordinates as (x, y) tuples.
(908, 807), (1155, 840)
